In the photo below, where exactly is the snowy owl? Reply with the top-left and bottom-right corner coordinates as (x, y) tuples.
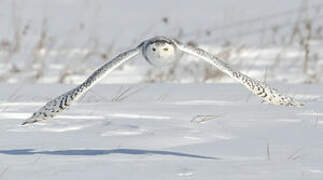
(22, 36), (303, 125)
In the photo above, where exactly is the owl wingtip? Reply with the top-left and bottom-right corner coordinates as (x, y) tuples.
(287, 100), (304, 108)
(21, 117), (39, 125)
(21, 121), (29, 125)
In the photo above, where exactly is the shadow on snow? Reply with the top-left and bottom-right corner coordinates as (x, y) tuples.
(0, 148), (219, 160)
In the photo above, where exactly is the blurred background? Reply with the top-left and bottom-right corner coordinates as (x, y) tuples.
(1, 0), (322, 84)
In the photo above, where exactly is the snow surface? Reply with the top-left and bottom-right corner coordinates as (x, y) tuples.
(0, 83), (323, 179)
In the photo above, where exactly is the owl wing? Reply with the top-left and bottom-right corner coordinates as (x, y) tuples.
(22, 47), (141, 125)
(176, 42), (303, 107)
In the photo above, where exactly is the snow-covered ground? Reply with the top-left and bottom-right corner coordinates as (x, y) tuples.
(0, 83), (322, 179)
(1, 0), (323, 179)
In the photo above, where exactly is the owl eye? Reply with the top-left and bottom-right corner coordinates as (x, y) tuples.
(163, 48), (168, 51)
(152, 47), (156, 51)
